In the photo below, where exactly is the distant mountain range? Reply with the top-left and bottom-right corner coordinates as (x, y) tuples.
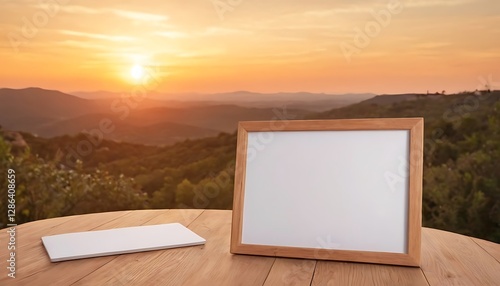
(0, 87), (374, 145)
(71, 90), (375, 112)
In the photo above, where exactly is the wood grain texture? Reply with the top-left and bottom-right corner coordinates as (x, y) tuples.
(311, 261), (429, 286)
(230, 123), (248, 254)
(177, 210), (275, 286)
(472, 237), (500, 263)
(239, 118), (424, 131)
(233, 244), (419, 266)
(263, 258), (316, 286)
(0, 210), (498, 285)
(407, 118), (424, 266)
(420, 228), (500, 285)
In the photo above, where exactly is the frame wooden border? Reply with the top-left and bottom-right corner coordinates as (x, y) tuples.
(230, 118), (423, 267)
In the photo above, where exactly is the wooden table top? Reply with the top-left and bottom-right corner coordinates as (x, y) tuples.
(1, 209), (499, 285)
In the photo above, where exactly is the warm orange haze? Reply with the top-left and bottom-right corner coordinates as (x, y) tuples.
(1, 0), (499, 94)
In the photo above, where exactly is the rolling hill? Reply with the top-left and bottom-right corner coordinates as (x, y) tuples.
(27, 104), (306, 145)
(30, 113), (220, 145)
(0, 87), (363, 145)
(72, 90), (375, 112)
(0, 88), (100, 127)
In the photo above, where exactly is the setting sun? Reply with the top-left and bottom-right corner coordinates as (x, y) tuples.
(130, 65), (144, 81)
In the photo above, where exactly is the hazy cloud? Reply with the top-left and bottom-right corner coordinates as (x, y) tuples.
(61, 5), (103, 14)
(111, 9), (168, 22)
(406, 0), (475, 8)
(201, 27), (252, 36)
(153, 31), (189, 38)
(59, 30), (135, 42)
(415, 42), (453, 49)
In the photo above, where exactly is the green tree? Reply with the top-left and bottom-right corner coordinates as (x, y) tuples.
(151, 176), (176, 209)
(0, 136), (147, 225)
(175, 179), (196, 208)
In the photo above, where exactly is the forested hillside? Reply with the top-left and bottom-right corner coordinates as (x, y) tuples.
(1, 91), (499, 242)
(0, 88), (364, 145)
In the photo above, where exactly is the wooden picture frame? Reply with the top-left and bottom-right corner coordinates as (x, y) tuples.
(230, 118), (423, 267)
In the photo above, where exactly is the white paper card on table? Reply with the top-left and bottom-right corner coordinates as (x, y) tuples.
(41, 223), (205, 262)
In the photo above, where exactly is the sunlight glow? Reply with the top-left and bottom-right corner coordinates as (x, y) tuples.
(130, 64), (144, 80)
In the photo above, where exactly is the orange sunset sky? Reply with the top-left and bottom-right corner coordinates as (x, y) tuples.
(0, 0), (499, 94)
